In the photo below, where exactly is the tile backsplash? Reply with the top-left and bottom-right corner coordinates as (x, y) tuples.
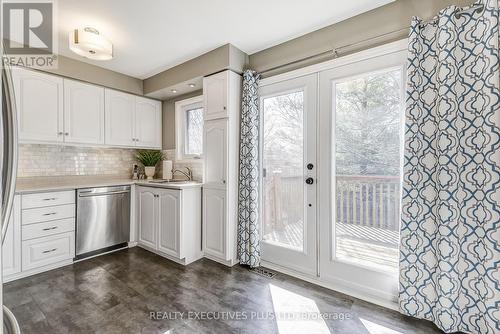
(18, 144), (138, 177)
(18, 144), (204, 181)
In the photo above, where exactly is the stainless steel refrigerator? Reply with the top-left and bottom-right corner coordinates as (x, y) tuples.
(1, 42), (21, 333)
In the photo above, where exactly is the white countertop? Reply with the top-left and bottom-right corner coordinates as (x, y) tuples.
(15, 176), (203, 194)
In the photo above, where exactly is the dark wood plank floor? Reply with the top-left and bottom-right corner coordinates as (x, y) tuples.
(4, 247), (446, 334)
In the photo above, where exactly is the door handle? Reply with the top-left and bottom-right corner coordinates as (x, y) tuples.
(305, 177), (314, 185)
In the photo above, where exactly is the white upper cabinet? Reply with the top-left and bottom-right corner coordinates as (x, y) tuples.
(12, 67), (64, 143)
(105, 89), (161, 149)
(203, 71), (228, 120)
(204, 118), (228, 187)
(135, 96), (162, 149)
(64, 79), (105, 145)
(105, 89), (136, 147)
(11, 67), (161, 149)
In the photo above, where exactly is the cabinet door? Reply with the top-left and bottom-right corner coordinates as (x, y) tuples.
(105, 89), (136, 147)
(157, 189), (181, 258)
(203, 72), (228, 120)
(204, 119), (227, 187)
(2, 196), (21, 278)
(135, 97), (161, 149)
(202, 188), (226, 259)
(63, 79), (105, 144)
(12, 67), (64, 142)
(137, 188), (157, 249)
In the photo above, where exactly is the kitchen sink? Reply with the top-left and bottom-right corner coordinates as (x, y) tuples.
(148, 179), (195, 184)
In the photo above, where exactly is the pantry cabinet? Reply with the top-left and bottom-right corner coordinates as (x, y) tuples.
(204, 119), (228, 187)
(203, 71), (228, 120)
(12, 67), (161, 149)
(202, 70), (241, 266)
(137, 186), (201, 265)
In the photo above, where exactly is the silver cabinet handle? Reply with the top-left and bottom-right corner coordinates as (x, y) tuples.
(58, 132), (63, 136)
(42, 248), (57, 254)
(42, 226), (58, 231)
(42, 198), (57, 201)
(64, 132), (69, 136)
(42, 212), (57, 216)
(222, 180), (226, 184)
(223, 106), (226, 110)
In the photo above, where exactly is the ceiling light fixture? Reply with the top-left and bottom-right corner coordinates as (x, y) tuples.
(171, 89), (178, 93)
(69, 27), (113, 60)
(188, 83), (196, 88)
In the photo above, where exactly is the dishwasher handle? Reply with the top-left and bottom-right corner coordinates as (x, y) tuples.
(79, 190), (130, 197)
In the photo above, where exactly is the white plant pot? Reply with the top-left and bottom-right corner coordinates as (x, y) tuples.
(144, 166), (156, 180)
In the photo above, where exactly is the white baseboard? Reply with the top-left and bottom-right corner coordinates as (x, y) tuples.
(3, 259), (73, 283)
(203, 253), (238, 267)
(261, 260), (399, 311)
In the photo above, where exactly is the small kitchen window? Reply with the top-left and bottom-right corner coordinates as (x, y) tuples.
(175, 96), (204, 160)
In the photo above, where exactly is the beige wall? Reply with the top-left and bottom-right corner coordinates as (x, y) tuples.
(249, 0), (476, 75)
(45, 55), (143, 95)
(144, 44), (247, 96)
(162, 90), (203, 150)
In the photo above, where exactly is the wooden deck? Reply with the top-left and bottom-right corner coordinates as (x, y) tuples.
(262, 221), (399, 272)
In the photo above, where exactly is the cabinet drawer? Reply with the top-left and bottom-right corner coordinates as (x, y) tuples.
(22, 218), (75, 241)
(22, 232), (75, 271)
(22, 204), (75, 225)
(22, 191), (75, 209)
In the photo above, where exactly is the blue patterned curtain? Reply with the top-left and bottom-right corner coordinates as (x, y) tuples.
(237, 70), (261, 267)
(400, 1), (499, 333)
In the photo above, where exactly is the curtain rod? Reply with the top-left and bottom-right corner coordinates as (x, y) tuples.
(259, 3), (485, 76)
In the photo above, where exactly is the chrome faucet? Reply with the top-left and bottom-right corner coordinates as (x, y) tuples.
(172, 167), (192, 181)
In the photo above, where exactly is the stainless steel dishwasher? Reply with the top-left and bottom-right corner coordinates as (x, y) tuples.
(76, 185), (130, 259)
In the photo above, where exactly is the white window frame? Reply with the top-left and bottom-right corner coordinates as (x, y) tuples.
(175, 95), (204, 161)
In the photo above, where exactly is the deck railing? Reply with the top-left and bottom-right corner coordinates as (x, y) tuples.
(263, 173), (401, 233)
(336, 175), (401, 232)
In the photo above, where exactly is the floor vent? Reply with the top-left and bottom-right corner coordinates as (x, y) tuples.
(249, 267), (276, 278)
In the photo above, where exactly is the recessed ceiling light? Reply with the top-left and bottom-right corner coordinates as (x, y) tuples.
(69, 27), (113, 60)
(171, 89), (177, 93)
(188, 83), (196, 88)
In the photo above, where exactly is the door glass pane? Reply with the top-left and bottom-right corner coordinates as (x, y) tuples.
(185, 107), (203, 155)
(262, 91), (304, 251)
(334, 69), (403, 272)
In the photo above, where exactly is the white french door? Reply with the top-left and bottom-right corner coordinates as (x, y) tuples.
(259, 74), (318, 276)
(318, 50), (407, 303)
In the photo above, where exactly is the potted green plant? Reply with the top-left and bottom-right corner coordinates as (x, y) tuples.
(136, 150), (164, 180)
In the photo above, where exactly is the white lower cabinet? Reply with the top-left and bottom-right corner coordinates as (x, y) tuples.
(157, 190), (181, 258)
(2, 191), (76, 283)
(138, 188), (157, 249)
(21, 232), (75, 271)
(137, 186), (202, 265)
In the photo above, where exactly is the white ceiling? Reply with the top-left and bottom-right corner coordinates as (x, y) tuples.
(57, 0), (393, 79)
